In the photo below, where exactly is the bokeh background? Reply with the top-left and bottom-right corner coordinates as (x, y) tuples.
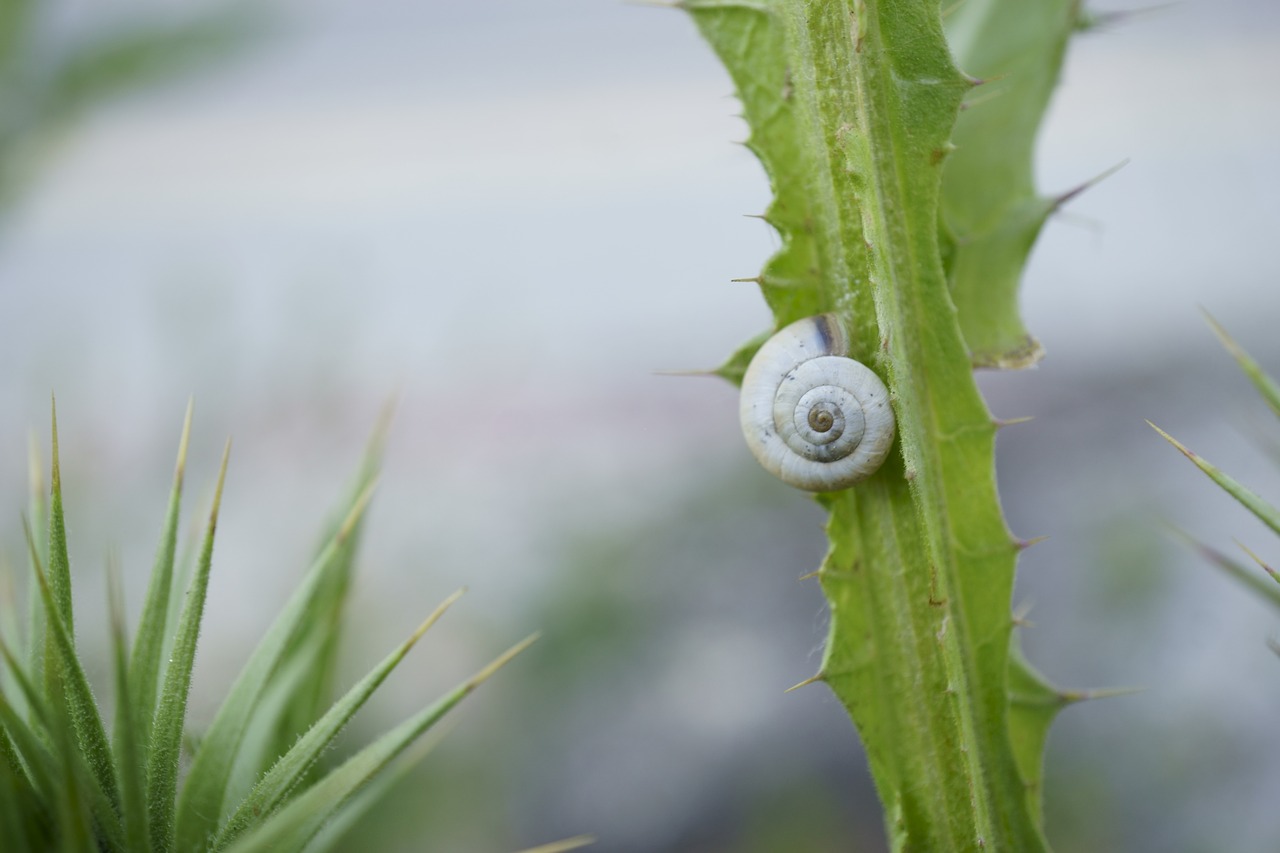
(3, 1), (1280, 850)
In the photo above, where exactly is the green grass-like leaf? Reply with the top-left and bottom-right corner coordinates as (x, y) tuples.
(1148, 421), (1280, 538)
(212, 588), (465, 849)
(109, 557), (152, 853)
(148, 439), (230, 851)
(1, 407), (533, 852)
(1170, 531), (1280, 614)
(1202, 310), (1280, 419)
(128, 400), (192, 751)
(22, 519), (122, 825)
(223, 634), (538, 853)
(172, 480), (376, 851)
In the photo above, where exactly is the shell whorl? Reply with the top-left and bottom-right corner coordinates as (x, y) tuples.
(739, 314), (895, 492)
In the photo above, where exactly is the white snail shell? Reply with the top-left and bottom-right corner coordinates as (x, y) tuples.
(739, 313), (895, 492)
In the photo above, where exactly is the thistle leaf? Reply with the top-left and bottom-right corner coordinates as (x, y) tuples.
(941, 0), (1082, 368)
(687, 0), (1073, 847)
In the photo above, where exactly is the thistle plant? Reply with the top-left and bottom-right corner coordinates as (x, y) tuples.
(0, 402), (534, 852)
(682, 0), (1102, 848)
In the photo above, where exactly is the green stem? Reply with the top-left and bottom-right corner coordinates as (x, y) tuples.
(688, 0), (1056, 848)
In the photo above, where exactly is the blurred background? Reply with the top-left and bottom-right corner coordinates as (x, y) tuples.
(2, 0), (1280, 850)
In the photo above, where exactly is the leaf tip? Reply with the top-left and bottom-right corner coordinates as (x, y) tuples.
(338, 479), (380, 542)
(467, 633), (539, 692)
(1147, 420), (1197, 461)
(413, 587), (468, 642)
(175, 398), (195, 483)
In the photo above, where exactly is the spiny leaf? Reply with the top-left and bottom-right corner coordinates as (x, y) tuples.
(714, 331), (769, 387)
(941, 0), (1082, 368)
(213, 589), (465, 850)
(109, 557), (151, 853)
(148, 439), (230, 852)
(1202, 310), (1280, 420)
(128, 400), (192, 750)
(222, 634), (538, 853)
(172, 480), (378, 852)
(1007, 642), (1072, 825)
(21, 519), (122, 822)
(1148, 421), (1280, 538)
(688, 0), (1069, 848)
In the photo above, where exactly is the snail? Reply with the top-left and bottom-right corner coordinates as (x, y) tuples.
(739, 313), (895, 492)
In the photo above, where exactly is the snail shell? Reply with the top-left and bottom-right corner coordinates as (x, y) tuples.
(739, 313), (895, 492)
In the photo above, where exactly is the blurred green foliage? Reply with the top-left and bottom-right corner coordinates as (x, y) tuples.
(0, 0), (253, 212)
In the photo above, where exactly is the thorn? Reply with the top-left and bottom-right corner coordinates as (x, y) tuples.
(1051, 159), (1130, 210)
(623, 0), (682, 8)
(1052, 210), (1107, 236)
(960, 86), (1009, 112)
(731, 276), (763, 284)
(743, 213), (768, 221)
(797, 569), (820, 581)
(1061, 684), (1145, 703)
(784, 673), (823, 693)
(1014, 535), (1048, 552)
(994, 416), (1035, 429)
(1012, 599), (1035, 625)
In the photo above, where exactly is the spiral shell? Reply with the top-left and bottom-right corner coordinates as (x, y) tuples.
(739, 313), (895, 492)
